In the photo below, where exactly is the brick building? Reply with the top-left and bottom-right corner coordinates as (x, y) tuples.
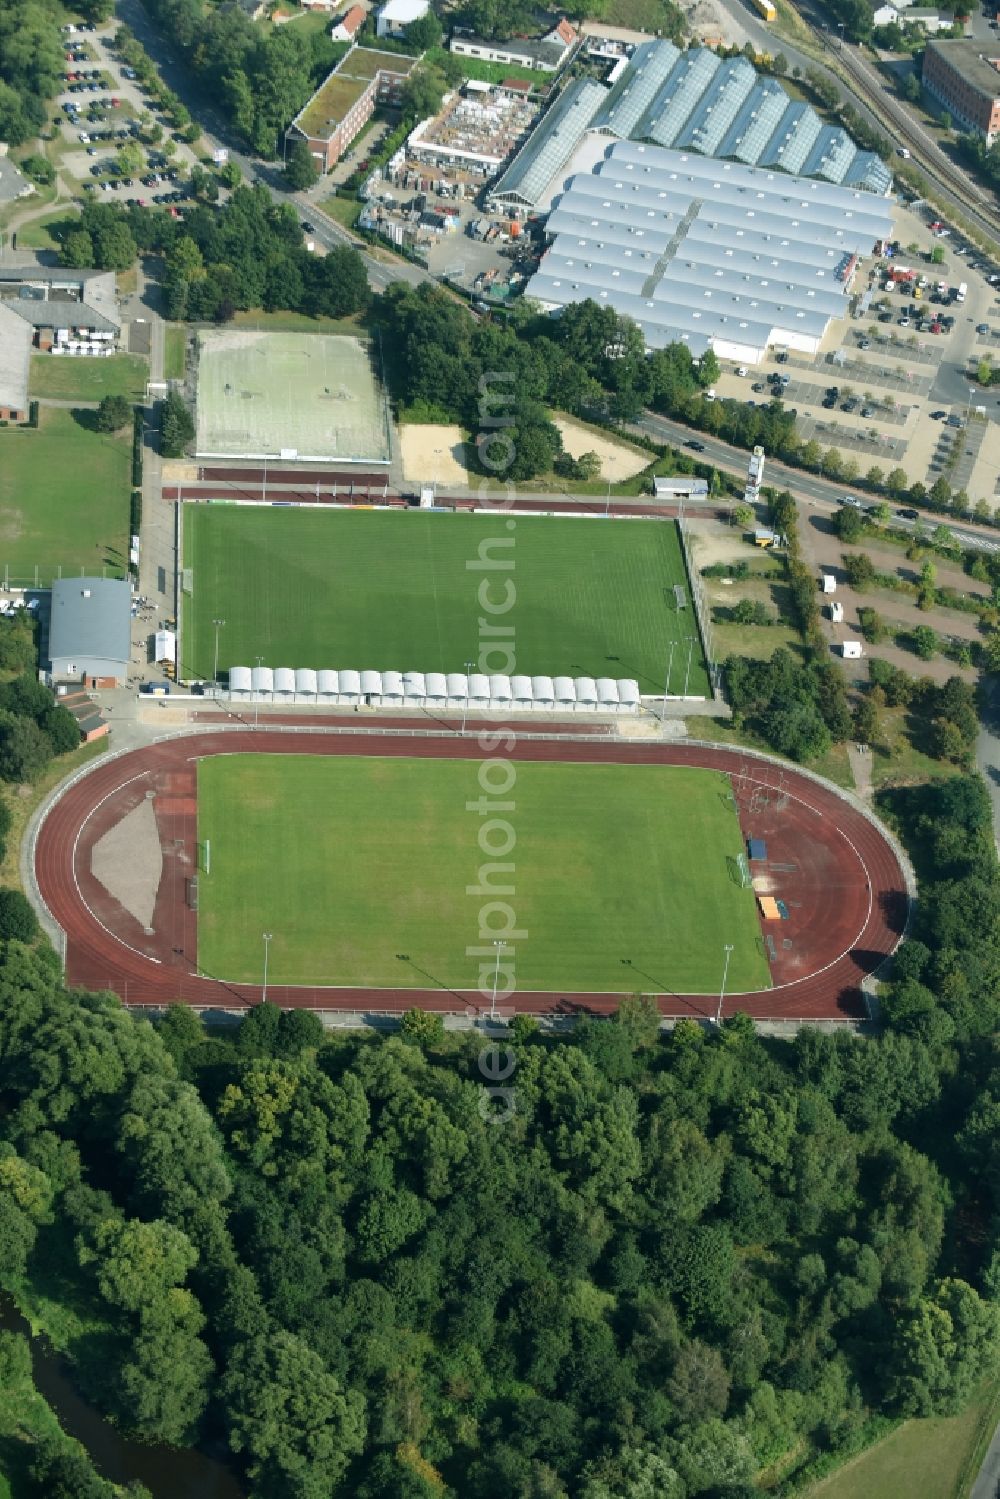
(285, 46), (416, 172)
(922, 40), (1000, 142)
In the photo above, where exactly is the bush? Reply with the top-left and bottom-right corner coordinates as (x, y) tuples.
(0, 889), (39, 943)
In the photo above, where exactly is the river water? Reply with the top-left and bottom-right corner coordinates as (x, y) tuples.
(0, 1296), (244, 1498)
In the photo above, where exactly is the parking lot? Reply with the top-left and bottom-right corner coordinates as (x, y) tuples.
(711, 196), (1000, 504)
(56, 20), (200, 208)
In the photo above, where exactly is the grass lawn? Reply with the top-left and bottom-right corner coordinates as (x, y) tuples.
(807, 1381), (1000, 1499)
(164, 325), (187, 381)
(197, 755), (770, 992)
(870, 704), (962, 789)
(182, 507), (711, 691)
(0, 407), (131, 586)
(424, 45), (542, 86)
(321, 195), (362, 232)
(28, 354), (147, 403)
(13, 209), (79, 252)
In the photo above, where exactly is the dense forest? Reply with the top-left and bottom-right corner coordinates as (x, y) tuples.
(0, 750), (996, 1499)
(0, 0), (64, 145)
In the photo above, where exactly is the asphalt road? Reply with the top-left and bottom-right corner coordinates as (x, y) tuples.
(635, 410), (1000, 553)
(970, 1411), (1000, 1499)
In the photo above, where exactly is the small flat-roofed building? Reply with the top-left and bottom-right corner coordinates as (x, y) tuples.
(450, 25), (574, 73)
(376, 0), (428, 36)
(49, 578), (131, 687)
(0, 305), (31, 421)
(653, 475), (709, 500)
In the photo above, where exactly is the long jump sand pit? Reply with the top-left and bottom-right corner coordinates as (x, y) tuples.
(194, 329), (390, 464)
(399, 423), (469, 486)
(554, 415), (650, 482)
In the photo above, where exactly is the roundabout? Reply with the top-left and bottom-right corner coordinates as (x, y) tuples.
(31, 725), (910, 1021)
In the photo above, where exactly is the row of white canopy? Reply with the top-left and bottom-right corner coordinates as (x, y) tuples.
(227, 667), (642, 713)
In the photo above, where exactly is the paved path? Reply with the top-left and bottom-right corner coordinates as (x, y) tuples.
(970, 1411), (1000, 1499)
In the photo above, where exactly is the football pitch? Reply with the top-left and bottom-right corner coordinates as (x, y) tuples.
(196, 755), (771, 994)
(182, 506), (710, 692)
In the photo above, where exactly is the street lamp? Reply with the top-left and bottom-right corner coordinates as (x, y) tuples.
(461, 658), (474, 734)
(716, 944), (733, 1026)
(837, 21), (845, 48)
(262, 931), (273, 1004)
(490, 938), (507, 1021)
(682, 637), (696, 698)
(604, 478), (612, 517)
(212, 617), (225, 683)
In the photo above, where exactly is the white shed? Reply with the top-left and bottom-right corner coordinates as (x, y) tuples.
(317, 669), (339, 704)
(274, 667), (296, 701)
(618, 679), (640, 715)
(361, 669), (383, 703)
(382, 670), (404, 707)
(403, 671), (426, 705)
(295, 667), (317, 701)
(446, 672), (468, 709)
(229, 665), (252, 700)
(596, 677), (620, 711)
(251, 664), (273, 699)
(531, 675), (555, 712)
(554, 675), (576, 712)
(468, 673), (490, 709)
(841, 640), (863, 659)
(339, 668), (361, 705)
(511, 674), (533, 711)
(425, 672), (447, 709)
(154, 629), (176, 666)
(575, 676), (598, 712)
(821, 574), (837, 595)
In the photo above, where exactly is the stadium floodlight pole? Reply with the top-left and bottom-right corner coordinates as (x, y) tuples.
(662, 639), (677, 725)
(682, 637), (696, 698)
(212, 618), (225, 683)
(254, 655), (264, 728)
(261, 931), (273, 1005)
(716, 944), (733, 1026)
(461, 659), (474, 735)
(604, 478), (612, 517)
(490, 939), (507, 1022)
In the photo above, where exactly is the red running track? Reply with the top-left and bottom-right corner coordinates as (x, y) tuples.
(33, 730), (908, 1021)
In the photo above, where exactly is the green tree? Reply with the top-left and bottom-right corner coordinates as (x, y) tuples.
(0, 890), (38, 943)
(912, 625), (939, 660)
(96, 394), (132, 433)
(697, 349), (720, 387)
(886, 466), (909, 497)
(160, 390), (194, 458)
(222, 1330), (366, 1495)
(399, 1008), (445, 1047)
(284, 137), (318, 191)
(0, 713), (51, 782)
(733, 503), (754, 527)
(60, 229), (95, 269)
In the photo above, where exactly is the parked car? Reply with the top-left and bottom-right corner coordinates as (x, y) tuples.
(858, 338), (870, 349)
(977, 323), (990, 334)
(861, 406), (875, 418)
(929, 409), (946, 419)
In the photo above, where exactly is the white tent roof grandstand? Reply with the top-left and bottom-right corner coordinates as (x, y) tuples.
(490, 39), (890, 209)
(225, 669), (644, 710)
(527, 139), (893, 362)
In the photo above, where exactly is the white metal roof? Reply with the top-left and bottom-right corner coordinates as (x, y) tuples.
(528, 139), (891, 356)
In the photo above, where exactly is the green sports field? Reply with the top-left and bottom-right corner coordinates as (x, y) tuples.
(196, 755), (770, 993)
(183, 507), (710, 692)
(0, 407), (131, 585)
